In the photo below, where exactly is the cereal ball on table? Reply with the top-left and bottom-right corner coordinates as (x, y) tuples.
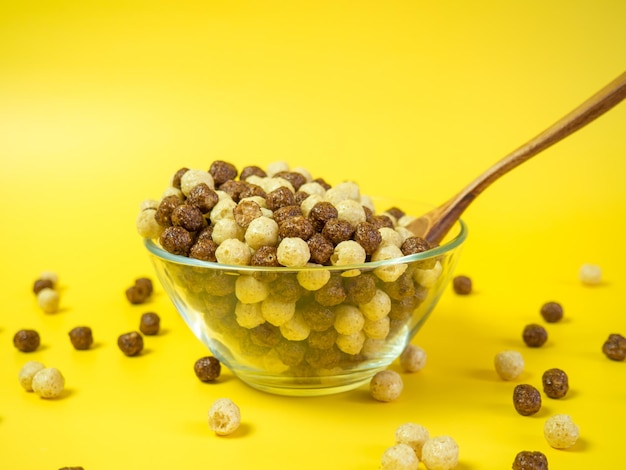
(380, 443), (419, 470)
(32, 367), (65, 398)
(13, 329), (40, 352)
(512, 451), (548, 470)
(421, 435), (459, 470)
(399, 344), (427, 373)
(540, 301), (563, 323)
(18, 361), (46, 392)
(69, 326), (94, 350)
(395, 422), (430, 459)
(208, 398), (241, 436)
(541, 368), (569, 399)
(452, 275), (472, 295)
(194, 356), (221, 382)
(494, 350), (524, 381)
(139, 312), (161, 336)
(522, 324), (547, 348)
(579, 263), (602, 285)
(37, 287), (60, 313)
(513, 384), (542, 416)
(117, 331), (144, 356)
(544, 414), (579, 449)
(370, 370), (403, 402)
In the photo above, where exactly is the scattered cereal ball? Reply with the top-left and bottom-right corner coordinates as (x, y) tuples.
(32, 367), (65, 398)
(494, 350), (524, 381)
(513, 384), (542, 416)
(13, 329), (40, 352)
(544, 414), (579, 449)
(18, 361), (46, 391)
(522, 324), (548, 348)
(68, 326), (94, 350)
(540, 301), (563, 323)
(370, 370), (403, 402)
(602, 333), (626, 361)
(512, 451), (548, 470)
(194, 356), (221, 382)
(39, 270), (59, 287)
(58, 467), (85, 470)
(579, 263), (602, 285)
(139, 312), (161, 336)
(421, 435), (459, 470)
(399, 344), (427, 373)
(117, 331), (144, 356)
(208, 398), (241, 436)
(125, 277), (153, 304)
(32, 278), (53, 294)
(542, 368), (569, 399)
(395, 423), (430, 459)
(37, 287), (60, 313)
(380, 443), (419, 470)
(452, 275), (472, 295)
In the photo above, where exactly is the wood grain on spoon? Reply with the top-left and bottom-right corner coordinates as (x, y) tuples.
(408, 70), (626, 246)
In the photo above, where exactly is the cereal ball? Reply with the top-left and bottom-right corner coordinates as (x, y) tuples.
(395, 423), (430, 459)
(333, 304), (365, 335)
(324, 181), (360, 204)
(308, 201), (338, 232)
(579, 263), (602, 285)
(189, 238), (218, 262)
(32, 367), (65, 398)
(354, 221), (383, 255)
(540, 301), (563, 323)
(245, 216), (279, 250)
(544, 414), (579, 449)
(307, 233), (334, 265)
(18, 361), (46, 392)
(380, 443), (419, 470)
(602, 333), (626, 361)
(336, 330), (366, 355)
(136, 208), (163, 239)
(274, 170), (307, 191)
(37, 287), (60, 313)
(208, 398), (241, 436)
(314, 275), (347, 306)
(413, 261), (442, 288)
(359, 289), (392, 321)
(209, 160), (238, 185)
(139, 312), (161, 336)
(400, 344), (427, 373)
(160, 226), (194, 256)
(39, 270), (59, 287)
(279, 312), (311, 341)
(194, 356), (221, 382)
(300, 193), (325, 218)
(13, 329), (40, 352)
(125, 277), (153, 304)
(68, 326), (94, 350)
(32, 278), (54, 294)
(233, 199), (263, 228)
(296, 265), (331, 291)
(511, 450), (548, 470)
(266, 186), (296, 211)
(331, 240), (366, 266)
(335, 199), (366, 227)
(155, 194), (184, 226)
(494, 350), (524, 381)
(240, 165), (267, 181)
(378, 227), (403, 247)
(370, 370), (403, 402)
(452, 275), (472, 295)
(278, 215), (315, 240)
(171, 167), (189, 188)
(371, 244), (407, 282)
(277, 237), (311, 268)
(363, 316), (390, 340)
(261, 296), (296, 326)
(180, 169), (214, 196)
(513, 384), (542, 416)
(171, 204), (206, 232)
(212, 218), (245, 245)
(117, 331), (144, 356)
(522, 324), (548, 348)
(401, 236), (431, 256)
(421, 436), (459, 470)
(187, 182), (219, 213)
(250, 245), (281, 268)
(541, 368), (569, 399)
(215, 238), (252, 266)
(344, 273), (377, 304)
(322, 218), (355, 246)
(235, 301), (265, 329)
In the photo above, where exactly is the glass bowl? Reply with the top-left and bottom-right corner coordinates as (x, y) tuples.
(144, 201), (467, 396)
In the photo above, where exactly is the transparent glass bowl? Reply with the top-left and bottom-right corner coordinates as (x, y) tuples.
(144, 202), (467, 396)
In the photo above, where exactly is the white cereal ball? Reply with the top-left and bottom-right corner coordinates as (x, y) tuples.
(363, 316), (390, 340)
(380, 443), (419, 470)
(544, 414), (579, 449)
(208, 398), (241, 436)
(291, 166), (312, 182)
(161, 186), (183, 199)
(372, 244), (407, 282)
(136, 208), (163, 239)
(579, 263), (602, 286)
(360, 194), (375, 212)
(181, 169), (214, 195)
(336, 199), (367, 227)
(413, 261), (443, 288)
(421, 436), (459, 470)
(299, 181), (326, 197)
(395, 422), (430, 459)
(359, 289), (392, 321)
(261, 296), (296, 326)
(494, 350), (524, 381)
(297, 265), (331, 291)
(279, 312), (311, 341)
(324, 181), (361, 204)
(235, 275), (270, 304)
(139, 199), (160, 211)
(300, 193), (324, 217)
(244, 216), (279, 250)
(335, 330), (366, 355)
(399, 344), (427, 373)
(31, 367), (65, 399)
(263, 176), (295, 194)
(18, 361), (46, 392)
(362, 338), (387, 357)
(240, 195), (267, 208)
(39, 271), (59, 288)
(331, 240), (366, 266)
(234, 301), (265, 329)
(37, 287), (60, 314)
(212, 218), (245, 245)
(210, 198), (237, 222)
(334, 304), (365, 335)
(277, 237), (311, 268)
(378, 227), (403, 247)
(215, 238), (252, 265)
(370, 369), (403, 402)
(266, 160), (290, 176)
(395, 226), (414, 244)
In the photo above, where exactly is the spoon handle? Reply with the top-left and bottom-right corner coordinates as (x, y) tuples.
(426, 70), (626, 244)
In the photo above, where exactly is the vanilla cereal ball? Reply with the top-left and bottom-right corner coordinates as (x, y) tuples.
(399, 344), (427, 373)
(208, 398), (241, 436)
(136, 208), (163, 239)
(277, 237), (311, 267)
(324, 181), (361, 205)
(359, 288), (392, 321)
(336, 199), (367, 227)
(372, 244), (407, 282)
(413, 261), (443, 288)
(330, 240), (366, 266)
(395, 423), (430, 459)
(579, 263), (602, 286)
(31, 367), (65, 398)
(234, 301), (265, 329)
(378, 227), (404, 248)
(494, 350), (524, 381)
(296, 265), (331, 291)
(266, 160), (290, 176)
(334, 304), (365, 335)
(370, 369), (403, 402)
(544, 414), (579, 449)
(299, 181), (326, 197)
(161, 186), (183, 199)
(300, 193), (324, 217)
(39, 271), (59, 287)
(245, 216), (279, 250)
(18, 361), (46, 392)
(380, 443), (419, 470)
(180, 169), (214, 196)
(37, 287), (60, 314)
(279, 311), (311, 341)
(235, 275), (270, 304)
(212, 218), (245, 245)
(210, 198), (237, 222)
(336, 330), (366, 355)
(363, 315), (390, 340)
(261, 296), (296, 326)
(262, 176), (295, 194)
(421, 435), (459, 470)
(215, 238), (252, 265)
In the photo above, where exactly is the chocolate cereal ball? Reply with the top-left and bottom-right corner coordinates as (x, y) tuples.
(68, 326), (93, 350)
(602, 333), (626, 361)
(540, 301), (563, 323)
(522, 324), (548, 348)
(13, 329), (40, 352)
(513, 384), (542, 416)
(139, 312), (161, 336)
(512, 451), (548, 470)
(117, 331), (144, 356)
(542, 368), (569, 399)
(452, 275), (472, 295)
(194, 356), (221, 382)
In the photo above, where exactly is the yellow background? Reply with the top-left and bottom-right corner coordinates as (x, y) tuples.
(1, 1), (625, 469)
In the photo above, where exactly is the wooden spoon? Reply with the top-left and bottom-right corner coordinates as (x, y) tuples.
(408, 71), (626, 246)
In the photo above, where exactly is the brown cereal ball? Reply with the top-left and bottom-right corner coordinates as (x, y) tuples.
(219, 179), (248, 201)
(399, 344), (427, 373)
(322, 218), (354, 245)
(186, 183), (219, 213)
(68, 326), (94, 350)
(452, 275), (472, 295)
(209, 160), (238, 186)
(385, 206), (405, 220)
(305, 345), (342, 369)
(512, 450), (548, 470)
(18, 361), (46, 392)
(233, 200), (263, 228)
(269, 275), (304, 303)
(189, 238), (218, 262)
(194, 356), (221, 382)
(266, 186), (296, 211)
(540, 301), (563, 323)
(275, 339), (307, 366)
(370, 214), (394, 230)
(343, 273), (377, 304)
(522, 324), (548, 348)
(380, 443), (419, 470)
(171, 204), (207, 232)
(301, 302), (336, 332)
(421, 436), (459, 470)
(240, 165), (267, 181)
(250, 245), (281, 267)
(513, 384), (542, 416)
(171, 167), (189, 188)
(208, 398), (241, 436)
(308, 201), (339, 232)
(154, 194), (183, 227)
(278, 216), (315, 240)
(542, 368), (569, 399)
(117, 331), (144, 356)
(125, 277), (153, 304)
(33, 278), (53, 294)
(494, 350), (524, 381)
(272, 205), (303, 226)
(353, 221), (382, 255)
(307, 233), (334, 265)
(307, 328), (338, 350)
(140, 312), (161, 335)
(401, 236), (431, 256)
(159, 226), (195, 256)
(274, 170), (307, 191)
(32, 367), (65, 398)
(602, 333), (626, 361)
(370, 370), (403, 402)
(314, 275), (347, 307)
(13, 329), (40, 352)
(135, 277), (153, 297)
(544, 414), (579, 449)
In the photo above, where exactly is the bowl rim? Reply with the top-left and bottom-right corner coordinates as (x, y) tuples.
(143, 218), (467, 273)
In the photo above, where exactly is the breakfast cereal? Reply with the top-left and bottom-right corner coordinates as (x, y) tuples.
(380, 443), (419, 470)
(32, 367), (65, 398)
(68, 326), (94, 350)
(421, 435), (459, 470)
(13, 329), (40, 352)
(494, 350), (524, 381)
(370, 369), (403, 402)
(208, 398), (241, 436)
(513, 384), (542, 416)
(544, 414), (579, 449)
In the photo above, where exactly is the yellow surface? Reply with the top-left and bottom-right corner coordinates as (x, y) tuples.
(1, 1), (625, 468)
